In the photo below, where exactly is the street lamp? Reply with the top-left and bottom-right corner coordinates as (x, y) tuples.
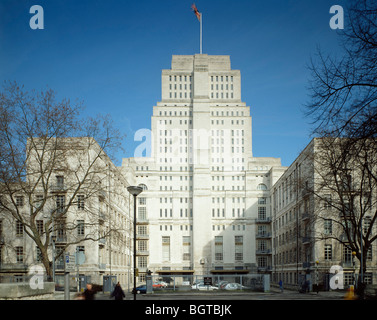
(127, 185), (143, 301)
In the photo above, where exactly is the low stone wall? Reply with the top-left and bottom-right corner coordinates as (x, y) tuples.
(0, 282), (55, 300)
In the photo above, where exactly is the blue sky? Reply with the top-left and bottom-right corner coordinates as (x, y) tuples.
(0, 0), (346, 167)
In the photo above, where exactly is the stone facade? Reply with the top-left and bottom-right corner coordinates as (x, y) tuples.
(122, 54), (286, 280)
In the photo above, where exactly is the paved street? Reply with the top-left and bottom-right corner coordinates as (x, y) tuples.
(54, 288), (346, 300)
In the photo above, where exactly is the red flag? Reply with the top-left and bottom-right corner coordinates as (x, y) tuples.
(191, 3), (201, 21)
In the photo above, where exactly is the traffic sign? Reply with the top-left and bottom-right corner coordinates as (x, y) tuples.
(65, 253), (76, 272)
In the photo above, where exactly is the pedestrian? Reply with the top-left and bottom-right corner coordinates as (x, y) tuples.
(83, 283), (96, 300)
(279, 280), (283, 292)
(111, 282), (126, 300)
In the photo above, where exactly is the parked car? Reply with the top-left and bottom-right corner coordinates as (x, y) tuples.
(192, 282), (218, 291)
(197, 284), (219, 291)
(223, 283), (250, 290)
(191, 281), (204, 290)
(156, 281), (168, 288)
(132, 285), (147, 294)
(217, 281), (229, 289)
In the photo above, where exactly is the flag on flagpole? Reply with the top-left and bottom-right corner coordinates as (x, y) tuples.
(191, 3), (201, 21)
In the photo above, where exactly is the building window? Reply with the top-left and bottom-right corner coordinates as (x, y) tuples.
(258, 206), (267, 220)
(323, 194), (332, 209)
(215, 236), (223, 261)
(77, 220), (85, 236)
(138, 207), (147, 220)
(36, 247), (43, 262)
(56, 195), (65, 214)
(35, 195), (43, 208)
(16, 196), (24, 207)
(138, 256), (147, 268)
(16, 246), (24, 263)
(16, 221), (24, 237)
(183, 236), (191, 260)
(343, 245), (352, 264)
(162, 236), (170, 261)
(324, 244), (332, 260)
(258, 256), (267, 268)
(36, 220), (44, 235)
(235, 236), (243, 261)
(138, 225), (147, 236)
(138, 240), (148, 252)
(324, 219), (332, 235)
(257, 184), (267, 191)
(56, 176), (64, 189)
(77, 195), (85, 210)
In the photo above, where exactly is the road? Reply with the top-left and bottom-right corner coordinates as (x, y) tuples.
(55, 288), (345, 300)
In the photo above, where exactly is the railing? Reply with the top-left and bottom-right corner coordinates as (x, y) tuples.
(136, 250), (149, 256)
(256, 232), (271, 238)
(0, 263), (29, 271)
(256, 249), (272, 254)
(50, 184), (67, 193)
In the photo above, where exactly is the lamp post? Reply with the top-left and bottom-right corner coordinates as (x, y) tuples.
(127, 186), (143, 301)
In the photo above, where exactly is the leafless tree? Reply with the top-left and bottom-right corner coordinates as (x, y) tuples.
(305, 1), (377, 296)
(306, 0), (377, 139)
(0, 81), (127, 278)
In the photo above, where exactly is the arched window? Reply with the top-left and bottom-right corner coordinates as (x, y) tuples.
(257, 183), (267, 191)
(138, 184), (148, 191)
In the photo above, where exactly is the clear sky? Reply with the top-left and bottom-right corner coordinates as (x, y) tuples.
(0, 0), (347, 167)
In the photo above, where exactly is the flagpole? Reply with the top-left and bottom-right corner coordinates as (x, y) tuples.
(200, 13), (203, 54)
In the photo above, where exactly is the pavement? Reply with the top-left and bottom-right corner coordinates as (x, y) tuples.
(52, 288), (347, 300)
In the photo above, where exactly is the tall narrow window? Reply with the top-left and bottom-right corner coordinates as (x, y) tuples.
(77, 220), (85, 236)
(324, 219), (332, 235)
(16, 246), (24, 263)
(56, 195), (65, 214)
(77, 195), (85, 210)
(56, 176), (64, 189)
(183, 236), (191, 260)
(15, 196), (24, 207)
(324, 244), (332, 260)
(36, 220), (44, 235)
(162, 236), (170, 261)
(16, 221), (24, 237)
(215, 236), (223, 261)
(235, 236), (243, 261)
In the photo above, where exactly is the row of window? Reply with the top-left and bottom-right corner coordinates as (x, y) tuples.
(157, 110), (246, 117)
(274, 244), (373, 265)
(11, 194), (85, 214)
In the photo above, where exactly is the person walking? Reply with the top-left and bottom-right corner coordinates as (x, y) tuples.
(83, 283), (96, 300)
(111, 282), (126, 300)
(279, 280), (283, 293)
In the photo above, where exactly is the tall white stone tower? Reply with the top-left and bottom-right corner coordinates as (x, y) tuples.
(123, 54), (283, 279)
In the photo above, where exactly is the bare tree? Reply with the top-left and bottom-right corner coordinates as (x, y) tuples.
(296, 138), (377, 297)
(0, 82), (126, 278)
(305, 0), (377, 296)
(306, 0), (377, 139)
